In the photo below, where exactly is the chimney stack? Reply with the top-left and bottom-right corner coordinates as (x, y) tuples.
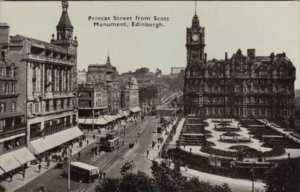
(247, 49), (256, 59)
(205, 53), (207, 63)
(225, 52), (228, 60)
(0, 23), (10, 48)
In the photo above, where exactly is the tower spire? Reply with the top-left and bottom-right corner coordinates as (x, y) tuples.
(195, 0), (197, 15)
(106, 49), (111, 65)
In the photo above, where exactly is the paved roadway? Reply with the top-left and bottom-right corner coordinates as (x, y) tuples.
(17, 116), (158, 192)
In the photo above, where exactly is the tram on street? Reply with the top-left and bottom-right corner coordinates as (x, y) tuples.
(99, 132), (120, 152)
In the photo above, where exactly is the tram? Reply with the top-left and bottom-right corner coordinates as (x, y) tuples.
(99, 132), (120, 152)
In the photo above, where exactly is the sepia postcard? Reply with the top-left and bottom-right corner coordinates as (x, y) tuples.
(0, 1), (299, 192)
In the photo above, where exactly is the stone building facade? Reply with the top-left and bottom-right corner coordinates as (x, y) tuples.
(1, 0), (82, 156)
(78, 84), (108, 117)
(184, 13), (296, 126)
(0, 24), (29, 162)
(78, 69), (87, 85)
(120, 77), (140, 111)
(86, 56), (120, 114)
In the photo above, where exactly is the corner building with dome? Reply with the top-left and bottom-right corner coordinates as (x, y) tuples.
(183, 13), (296, 127)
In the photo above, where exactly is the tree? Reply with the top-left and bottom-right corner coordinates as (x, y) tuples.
(151, 160), (186, 192)
(119, 171), (154, 192)
(96, 161), (232, 192)
(265, 158), (300, 192)
(95, 178), (120, 192)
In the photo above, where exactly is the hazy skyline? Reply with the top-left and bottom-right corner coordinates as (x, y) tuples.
(1, 1), (300, 87)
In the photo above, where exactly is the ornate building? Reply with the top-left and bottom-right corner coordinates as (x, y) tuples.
(119, 77), (140, 113)
(0, 24), (35, 176)
(2, 0), (82, 157)
(87, 56), (121, 114)
(184, 13), (296, 126)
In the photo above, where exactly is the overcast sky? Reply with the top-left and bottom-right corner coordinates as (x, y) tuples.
(1, 1), (300, 87)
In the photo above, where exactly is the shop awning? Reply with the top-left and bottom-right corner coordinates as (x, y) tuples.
(37, 139), (52, 152)
(29, 127), (83, 155)
(29, 140), (45, 155)
(12, 147), (36, 165)
(116, 113), (123, 119)
(84, 119), (94, 125)
(130, 106), (141, 113)
(0, 151), (22, 173)
(103, 115), (116, 123)
(0, 167), (5, 175)
(78, 118), (86, 124)
(95, 117), (108, 125)
(122, 111), (129, 117)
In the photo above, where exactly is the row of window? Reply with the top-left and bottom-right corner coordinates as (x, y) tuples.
(0, 102), (16, 113)
(0, 66), (15, 78)
(30, 114), (77, 139)
(28, 98), (73, 115)
(1, 83), (16, 94)
(0, 116), (24, 131)
(3, 137), (25, 153)
(31, 64), (72, 93)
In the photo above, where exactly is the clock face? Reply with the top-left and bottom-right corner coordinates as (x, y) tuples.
(192, 34), (199, 41)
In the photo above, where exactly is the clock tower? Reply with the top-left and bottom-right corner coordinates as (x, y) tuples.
(186, 13), (205, 66)
(184, 11), (206, 116)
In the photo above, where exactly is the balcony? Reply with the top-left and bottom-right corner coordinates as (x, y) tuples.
(44, 91), (74, 99)
(28, 54), (74, 66)
(42, 106), (75, 116)
(0, 126), (26, 139)
(0, 93), (19, 98)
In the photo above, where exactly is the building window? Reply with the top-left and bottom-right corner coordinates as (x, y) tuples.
(28, 103), (33, 114)
(11, 102), (16, 112)
(53, 99), (57, 110)
(0, 103), (6, 113)
(66, 98), (70, 108)
(0, 68), (5, 76)
(6, 67), (11, 77)
(0, 119), (5, 132)
(11, 83), (15, 94)
(34, 102), (39, 113)
(4, 83), (9, 94)
(45, 100), (50, 112)
(60, 99), (64, 109)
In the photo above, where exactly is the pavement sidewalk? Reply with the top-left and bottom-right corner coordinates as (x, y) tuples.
(147, 117), (178, 161)
(181, 166), (266, 192)
(0, 133), (102, 192)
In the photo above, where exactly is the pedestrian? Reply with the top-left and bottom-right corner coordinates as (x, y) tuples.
(99, 171), (103, 179)
(9, 172), (13, 182)
(147, 150), (149, 157)
(78, 151), (81, 159)
(38, 163), (42, 172)
(47, 160), (50, 169)
(190, 147), (192, 154)
(87, 139), (89, 145)
(157, 144), (160, 149)
(22, 171), (25, 180)
(185, 165), (188, 172)
(93, 134), (96, 140)
(40, 185), (45, 192)
(103, 172), (106, 179)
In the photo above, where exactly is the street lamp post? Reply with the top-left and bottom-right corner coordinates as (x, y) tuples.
(68, 147), (71, 191)
(251, 163), (255, 192)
